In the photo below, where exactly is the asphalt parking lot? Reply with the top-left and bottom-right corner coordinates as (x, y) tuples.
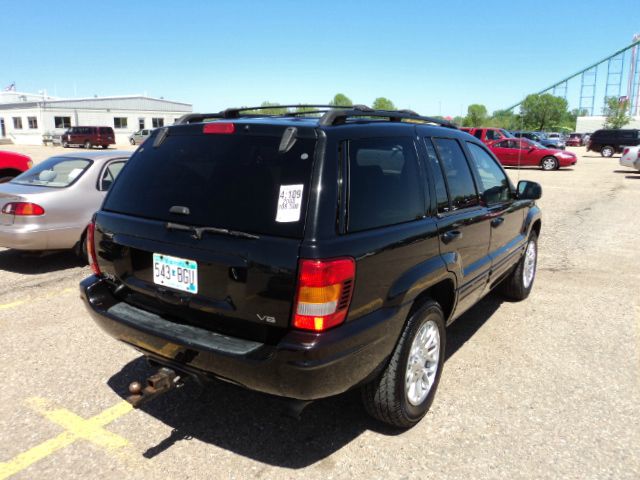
(0, 145), (638, 479)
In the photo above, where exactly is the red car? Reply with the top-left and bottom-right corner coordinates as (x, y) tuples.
(460, 127), (513, 144)
(487, 138), (577, 170)
(0, 151), (33, 182)
(566, 133), (584, 147)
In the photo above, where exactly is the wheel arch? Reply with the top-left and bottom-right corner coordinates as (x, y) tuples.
(409, 278), (456, 324)
(0, 168), (23, 178)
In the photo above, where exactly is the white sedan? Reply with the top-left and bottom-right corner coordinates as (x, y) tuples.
(620, 146), (640, 171)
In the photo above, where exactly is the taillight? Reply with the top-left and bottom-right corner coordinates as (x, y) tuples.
(623, 148), (629, 155)
(27, 160), (33, 169)
(293, 258), (355, 331)
(86, 220), (101, 276)
(1, 202), (45, 216)
(203, 122), (235, 134)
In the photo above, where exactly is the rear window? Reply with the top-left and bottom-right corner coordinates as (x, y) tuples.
(11, 157), (92, 188)
(104, 131), (316, 238)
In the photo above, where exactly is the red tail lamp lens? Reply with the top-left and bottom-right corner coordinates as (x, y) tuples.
(203, 123), (235, 134)
(293, 258), (355, 332)
(87, 221), (101, 276)
(1, 202), (45, 216)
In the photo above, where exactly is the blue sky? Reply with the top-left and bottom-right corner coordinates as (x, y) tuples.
(3, 0), (639, 116)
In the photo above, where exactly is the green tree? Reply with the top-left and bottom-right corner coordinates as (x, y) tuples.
(246, 101), (288, 115)
(371, 97), (396, 110)
(452, 115), (464, 126)
(462, 104), (488, 127)
(602, 96), (631, 129)
(489, 109), (520, 130)
(520, 94), (568, 131)
(329, 93), (353, 107)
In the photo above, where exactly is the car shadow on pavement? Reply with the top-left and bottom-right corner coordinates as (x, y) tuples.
(0, 249), (85, 274)
(106, 292), (505, 468)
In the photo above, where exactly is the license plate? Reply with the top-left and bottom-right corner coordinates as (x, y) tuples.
(152, 253), (198, 294)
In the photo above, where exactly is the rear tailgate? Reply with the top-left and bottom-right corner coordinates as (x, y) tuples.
(95, 122), (318, 343)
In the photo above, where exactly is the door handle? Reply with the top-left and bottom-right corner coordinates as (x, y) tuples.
(441, 230), (462, 244)
(491, 217), (505, 228)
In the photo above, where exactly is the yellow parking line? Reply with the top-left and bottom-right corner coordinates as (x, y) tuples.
(0, 288), (74, 311)
(0, 398), (133, 479)
(0, 432), (76, 479)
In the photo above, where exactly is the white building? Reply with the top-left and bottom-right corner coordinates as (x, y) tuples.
(0, 93), (192, 145)
(576, 115), (640, 133)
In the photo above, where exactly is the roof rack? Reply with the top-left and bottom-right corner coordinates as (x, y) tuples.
(174, 104), (457, 129)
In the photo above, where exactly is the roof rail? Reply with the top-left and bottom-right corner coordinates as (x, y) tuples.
(175, 105), (457, 129)
(174, 112), (224, 125)
(318, 107), (457, 128)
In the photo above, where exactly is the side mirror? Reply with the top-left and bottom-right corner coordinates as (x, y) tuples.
(517, 180), (542, 200)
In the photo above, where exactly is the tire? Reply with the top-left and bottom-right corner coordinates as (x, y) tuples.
(84, 140), (92, 149)
(62, 141), (69, 148)
(129, 138), (136, 145)
(541, 156), (558, 171)
(101, 144), (108, 149)
(74, 229), (89, 264)
(601, 145), (614, 157)
(362, 300), (446, 428)
(498, 232), (538, 301)
(0, 176), (15, 183)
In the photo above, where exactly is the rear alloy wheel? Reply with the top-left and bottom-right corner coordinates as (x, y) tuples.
(498, 232), (538, 300)
(84, 140), (92, 149)
(601, 146), (614, 157)
(129, 138), (136, 145)
(362, 300), (445, 428)
(541, 156), (558, 170)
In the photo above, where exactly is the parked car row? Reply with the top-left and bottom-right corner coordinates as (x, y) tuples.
(458, 127), (575, 170)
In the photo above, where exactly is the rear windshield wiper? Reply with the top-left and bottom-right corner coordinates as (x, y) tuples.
(166, 222), (259, 240)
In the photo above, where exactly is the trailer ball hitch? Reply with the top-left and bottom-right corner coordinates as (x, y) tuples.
(127, 367), (183, 407)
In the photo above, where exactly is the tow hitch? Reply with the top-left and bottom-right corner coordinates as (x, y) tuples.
(127, 367), (184, 407)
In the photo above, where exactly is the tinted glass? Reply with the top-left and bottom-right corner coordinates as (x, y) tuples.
(104, 132), (316, 238)
(424, 139), (449, 213)
(99, 161), (126, 191)
(466, 143), (511, 204)
(432, 138), (478, 210)
(12, 157), (91, 188)
(348, 137), (423, 232)
(473, 130), (483, 139)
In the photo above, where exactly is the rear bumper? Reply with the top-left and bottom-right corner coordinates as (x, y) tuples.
(0, 223), (81, 250)
(0, 223), (49, 249)
(80, 276), (406, 400)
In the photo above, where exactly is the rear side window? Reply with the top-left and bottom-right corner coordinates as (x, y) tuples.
(348, 137), (424, 232)
(424, 139), (450, 213)
(466, 143), (511, 204)
(432, 138), (479, 210)
(104, 131), (316, 238)
(473, 130), (483, 140)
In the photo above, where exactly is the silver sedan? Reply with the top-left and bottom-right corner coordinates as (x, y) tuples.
(0, 150), (131, 256)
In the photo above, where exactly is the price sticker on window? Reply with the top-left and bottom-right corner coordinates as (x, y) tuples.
(276, 184), (304, 223)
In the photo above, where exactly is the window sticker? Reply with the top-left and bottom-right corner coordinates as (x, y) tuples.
(276, 184), (304, 223)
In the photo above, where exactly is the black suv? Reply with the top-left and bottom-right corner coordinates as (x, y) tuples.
(587, 129), (640, 157)
(80, 105), (542, 428)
